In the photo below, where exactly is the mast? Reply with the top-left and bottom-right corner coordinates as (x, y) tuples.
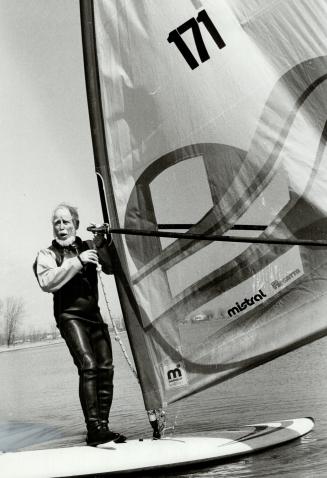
(80, 0), (166, 414)
(80, 0), (111, 223)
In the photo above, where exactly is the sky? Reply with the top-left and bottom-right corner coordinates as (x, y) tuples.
(0, 0), (121, 333)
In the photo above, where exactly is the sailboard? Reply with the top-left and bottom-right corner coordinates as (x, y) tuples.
(0, 418), (314, 477)
(2, 0), (326, 475)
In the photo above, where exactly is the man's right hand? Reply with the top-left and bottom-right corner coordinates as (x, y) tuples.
(79, 249), (99, 266)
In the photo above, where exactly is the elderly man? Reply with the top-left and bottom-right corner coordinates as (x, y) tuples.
(34, 203), (125, 446)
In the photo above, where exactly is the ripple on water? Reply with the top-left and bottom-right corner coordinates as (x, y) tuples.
(0, 337), (327, 476)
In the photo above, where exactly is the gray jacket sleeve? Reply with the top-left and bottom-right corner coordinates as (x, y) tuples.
(35, 249), (83, 292)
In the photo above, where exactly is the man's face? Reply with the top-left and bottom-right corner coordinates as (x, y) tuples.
(53, 207), (76, 241)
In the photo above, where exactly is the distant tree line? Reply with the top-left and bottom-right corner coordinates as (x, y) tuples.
(0, 296), (25, 347)
(182, 307), (227, 324)
(0, 297), (125, 348)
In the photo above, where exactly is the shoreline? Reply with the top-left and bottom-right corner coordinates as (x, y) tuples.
(0, 329), (126, 354)
(0, 339), (65, 353)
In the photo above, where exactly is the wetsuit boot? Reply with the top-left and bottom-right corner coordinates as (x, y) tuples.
(77, 368), (103, 446)
(82, 369), (125, 446)
(97, 367), (126, 443)
(86, 420), (124, 446)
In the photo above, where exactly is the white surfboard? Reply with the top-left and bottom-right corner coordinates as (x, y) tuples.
(0, 417), (314, 477)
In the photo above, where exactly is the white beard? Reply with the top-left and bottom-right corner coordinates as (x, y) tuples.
(55, 235), (76, 247)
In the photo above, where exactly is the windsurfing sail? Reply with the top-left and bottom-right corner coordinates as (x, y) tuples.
(80, 0), (327, 418)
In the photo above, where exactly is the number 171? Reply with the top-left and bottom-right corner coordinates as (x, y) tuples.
(167, 10), (226, 70)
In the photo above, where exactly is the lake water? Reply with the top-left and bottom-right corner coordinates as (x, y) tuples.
(1, 333), (327, 477)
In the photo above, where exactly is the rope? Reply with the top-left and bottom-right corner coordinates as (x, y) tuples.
(97, 265), (171, 437)
(97, 265), (139, 381)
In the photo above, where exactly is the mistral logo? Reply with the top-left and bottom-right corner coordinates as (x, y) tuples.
(228, 289), (267, 318)
(163, 362), (188, 389)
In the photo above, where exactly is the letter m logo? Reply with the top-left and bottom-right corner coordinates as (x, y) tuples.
(167, 367), (182, 381)
(163, 362), (188, 389)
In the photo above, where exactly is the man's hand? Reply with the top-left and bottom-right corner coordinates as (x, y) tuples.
(79, 249), (99, 266)
(87, 223), (109, 234)
(88, 223), (110, 248)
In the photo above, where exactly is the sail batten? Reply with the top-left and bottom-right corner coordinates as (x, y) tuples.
(80, 0), (327, 412)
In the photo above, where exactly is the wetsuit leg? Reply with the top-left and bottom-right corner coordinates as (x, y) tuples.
(90, 324), (114, 429)
(59, 320), (99, 429)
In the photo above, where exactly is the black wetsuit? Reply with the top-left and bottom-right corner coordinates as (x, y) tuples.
(36, 237), (114, 432)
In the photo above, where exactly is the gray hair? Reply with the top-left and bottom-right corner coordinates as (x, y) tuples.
(52, 203), (80, 229)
